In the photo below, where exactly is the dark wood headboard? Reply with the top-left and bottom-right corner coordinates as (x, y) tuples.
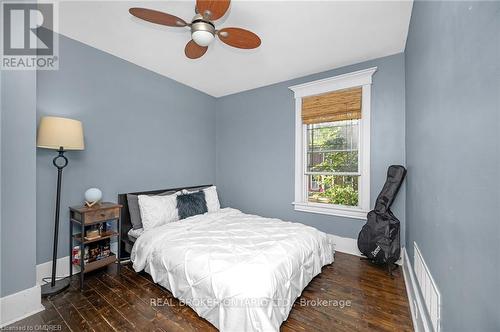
(117, 184), (212, 259)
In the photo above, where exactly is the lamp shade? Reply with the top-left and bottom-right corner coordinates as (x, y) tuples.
(37, 116), (84, 150)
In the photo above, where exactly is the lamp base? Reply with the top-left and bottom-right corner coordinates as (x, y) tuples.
(41, 278), (70, 297)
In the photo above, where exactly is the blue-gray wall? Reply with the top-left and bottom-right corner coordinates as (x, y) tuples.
(405, 1), (500, 331)
(215, 53), (406, 241)
(36, 34), (216, 264)
(0, 69), (38, 296)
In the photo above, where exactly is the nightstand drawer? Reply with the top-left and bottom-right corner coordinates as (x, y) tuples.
(84, 207), (119, 224)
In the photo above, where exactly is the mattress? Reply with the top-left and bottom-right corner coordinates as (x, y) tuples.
(131, 208), (335, 332)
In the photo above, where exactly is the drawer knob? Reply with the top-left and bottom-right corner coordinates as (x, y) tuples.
(100, 213), (106, 217)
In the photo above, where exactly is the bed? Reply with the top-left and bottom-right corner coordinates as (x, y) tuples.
(118, 186), (335, 332)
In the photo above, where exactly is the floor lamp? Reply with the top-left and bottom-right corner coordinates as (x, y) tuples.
(37, 116), (84, 296)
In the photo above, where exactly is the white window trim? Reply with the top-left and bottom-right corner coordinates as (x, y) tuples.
(289, 67), (377, 220)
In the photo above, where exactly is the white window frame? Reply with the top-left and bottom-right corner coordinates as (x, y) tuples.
(289, 67), (377, 220)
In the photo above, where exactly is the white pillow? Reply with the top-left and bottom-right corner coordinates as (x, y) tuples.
(138, 191), (180, 231)
(203, 186), (220, 212)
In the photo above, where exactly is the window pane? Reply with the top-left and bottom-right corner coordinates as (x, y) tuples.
(307, 175), (359, 207)
(307, 120), (359, 173)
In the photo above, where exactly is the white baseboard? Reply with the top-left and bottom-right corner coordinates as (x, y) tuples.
(0, 285), (45, 327)
(36, 256), (80, 286)
(332, 235), (403, 265)
(332, 235), (363, 257)
(402, 247), (432, 332)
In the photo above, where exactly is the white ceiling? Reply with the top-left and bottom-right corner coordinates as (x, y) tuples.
(55, 1), (413, 97)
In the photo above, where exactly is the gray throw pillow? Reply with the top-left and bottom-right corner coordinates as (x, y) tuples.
(127, 190), (175, 229)
(177, 191), (208, 220)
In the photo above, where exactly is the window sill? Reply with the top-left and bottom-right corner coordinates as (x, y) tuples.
(292, 202), (368, 220)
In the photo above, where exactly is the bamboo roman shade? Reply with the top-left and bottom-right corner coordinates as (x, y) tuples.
(301, 87), (362, 124)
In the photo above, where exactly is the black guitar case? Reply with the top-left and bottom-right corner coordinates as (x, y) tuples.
(357, 165), (407, 267)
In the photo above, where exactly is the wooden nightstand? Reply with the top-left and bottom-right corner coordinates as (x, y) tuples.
(69, 202), (122, 289)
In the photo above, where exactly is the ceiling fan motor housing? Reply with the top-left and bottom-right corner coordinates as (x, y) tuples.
(191, 14), (215, 46)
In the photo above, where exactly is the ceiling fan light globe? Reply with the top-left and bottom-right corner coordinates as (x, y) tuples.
(192, 30), (214, 47)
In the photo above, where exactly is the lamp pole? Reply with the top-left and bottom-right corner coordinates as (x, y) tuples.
(42, 147), (71, 296)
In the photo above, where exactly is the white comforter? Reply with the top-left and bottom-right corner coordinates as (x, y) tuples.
(131, 208), (335, 332)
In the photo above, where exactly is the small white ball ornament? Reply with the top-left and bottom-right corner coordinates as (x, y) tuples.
(84, 188), (102, 207)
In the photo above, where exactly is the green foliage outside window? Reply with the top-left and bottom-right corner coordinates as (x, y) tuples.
(307, 121), (359, 207)
(309, 175), (359, 206)
(323, 184), (359, 206)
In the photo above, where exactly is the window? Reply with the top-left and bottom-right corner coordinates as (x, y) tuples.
(307, 120), (360, 206)
(289, 67), (377, 219)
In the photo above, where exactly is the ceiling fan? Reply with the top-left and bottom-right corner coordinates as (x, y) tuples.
(129, 0), (261, 59)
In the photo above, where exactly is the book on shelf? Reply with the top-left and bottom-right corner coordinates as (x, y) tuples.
(72, 239), (112, 265)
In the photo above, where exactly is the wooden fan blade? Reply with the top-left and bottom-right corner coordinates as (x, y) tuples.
(129, 8), (187, 27)
(217, 28), (261, 49)
(196, 0), (230, 20)
(185, 40), (208, 59)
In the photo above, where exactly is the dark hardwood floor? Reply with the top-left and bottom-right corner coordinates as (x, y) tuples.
(8, 252), (413, 331)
